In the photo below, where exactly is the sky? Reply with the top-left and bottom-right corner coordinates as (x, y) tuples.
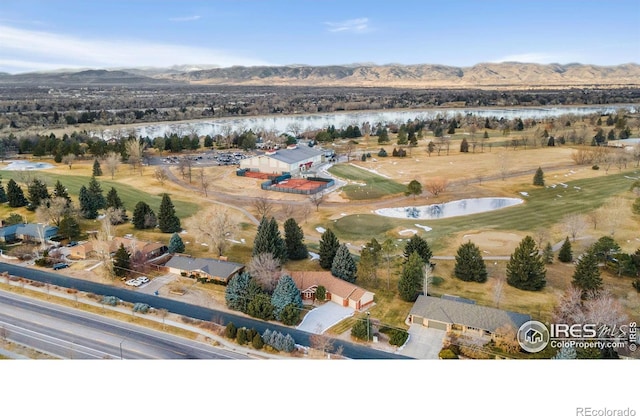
(0, 0), (639, 74)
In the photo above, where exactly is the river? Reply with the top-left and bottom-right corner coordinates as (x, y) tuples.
(98, 104), (638, 139)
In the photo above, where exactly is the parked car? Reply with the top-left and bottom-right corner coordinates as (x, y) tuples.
(125, 279), (141, 287)
(53, 263), (69, 270)
(136, 276), (150, 284)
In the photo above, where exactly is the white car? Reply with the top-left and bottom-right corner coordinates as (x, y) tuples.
(136, 277), (150, 284)
(125, 279), (141, 287)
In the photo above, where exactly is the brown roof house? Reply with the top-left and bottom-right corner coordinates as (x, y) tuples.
(289, 271), (374, 311)
(164, 254), (244, 284)
(68, 241), (95, 260)
(109, 236), (169, 263)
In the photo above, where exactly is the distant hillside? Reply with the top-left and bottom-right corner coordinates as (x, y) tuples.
(0, 69), (180, 86)
(1, 63), (638, 88)
(165, 62), (640, 88)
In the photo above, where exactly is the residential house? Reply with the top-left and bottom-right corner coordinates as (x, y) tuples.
(0, 223), (58, 243)
(110, 236), (169, 263)
(164, 255), (244, 283)
(408, 295), (531, 337)
(68, 241), (95, 260)
(289, 271), (375, 311)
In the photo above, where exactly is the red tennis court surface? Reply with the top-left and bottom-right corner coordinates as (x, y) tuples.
(243, 171), (271, 179)
(274, 179), (325, 191)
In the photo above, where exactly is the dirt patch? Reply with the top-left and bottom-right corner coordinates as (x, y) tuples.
(459, 231), (525, 255)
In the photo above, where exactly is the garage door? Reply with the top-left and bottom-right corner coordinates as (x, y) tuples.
(427, 320), (448, 331)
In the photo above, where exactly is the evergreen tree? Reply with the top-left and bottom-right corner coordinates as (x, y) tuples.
(398, 251), (425, 302)
(283, 218), (308, 260)
(0, 180), (6, 204)
(225, 272), (262, 313)
(351, 317), (373, 341)
(460, 138), (469, 153)
(78, 185), (98, 219)
(158, 193), (181, 233)
(247, 293), (274, 320)
(27, 178), (50, 210)
(543, 242), (554, 264)
(558, 237), (573, 263)
(331, 244), (358, 283)
(279, 304), (301, 326)
(454, 241), (487, 282)
(533, 167), (545, 186)
(319, 228), (340, 269)
(405, 180), (422, 199)
(168, 232), (185, 253)
(572, 249), (602, 296)
(252, 333), (264, 349)
(92, 158), (103, 176)
(58, 215), (81, 240)
(53, 180), (71, 205)
(132, 201), (155, 229)
(252, 217), (287, 264)
(506, 236), (546, 291)
(403, 234), (432, 265)
(592, 236), (620, 263)
(270, 274), (303, 321)
(87, 175), (106, 210)
(105, 187), (124, 209)
(113, 243), (131, 277)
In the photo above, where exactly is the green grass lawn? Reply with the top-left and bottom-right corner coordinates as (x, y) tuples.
(0, 171), (199, 219)
(331, 170), (639, 249)
(328, 164), (406, 200)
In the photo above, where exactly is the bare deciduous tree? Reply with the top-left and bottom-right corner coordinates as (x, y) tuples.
(424, 177), (449, 196)
(125, 138), (145, 175)
(602, 197), (627, 236)
(248, 252), (282, 293)
(62, 154), (76, 169)
(253, 196), (274, 219)
(104, 152), (121, 179)
(493, 324), (520, 354)
(309, 324), (335, 359)
(35, 197), (71, 227)
(492, 275), (505, 308)
(154, 167), (168, 186)
(309, 192), (325, 212)
(199, 168), (210, 197)
(562, 213), (586, 241)
(184, 206), (238, 256)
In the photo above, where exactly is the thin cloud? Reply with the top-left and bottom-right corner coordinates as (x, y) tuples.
(324, 18), (370, 33)
(169, 15), (201, 22)
(493, 53), (579, 65)
(0, 24), (269, 73)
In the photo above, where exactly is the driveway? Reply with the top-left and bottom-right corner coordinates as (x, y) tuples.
(297, 302), (354, 334)
(138, 273), (177, 295)
(398, 324), (446, 359)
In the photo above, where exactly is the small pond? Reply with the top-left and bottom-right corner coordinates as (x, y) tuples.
(375, 197), (524, 220)
(2, 160), (55, 171)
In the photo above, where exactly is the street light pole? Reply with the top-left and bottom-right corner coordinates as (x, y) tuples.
(366, 312), (370, 342)
(119, 339), (124, 360)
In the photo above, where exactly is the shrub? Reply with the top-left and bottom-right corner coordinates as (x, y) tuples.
(388, 329), (409, 346)
(592, 165), (600, 170)
(101, 296), (119, 306)
(377, 148), (388, 157)
(237, 328), (247, 345)
(633, 279), (640, 292)
(225, 322), (237, 339)
(439, 348), (459, 359)
(132, 303), (150, 313)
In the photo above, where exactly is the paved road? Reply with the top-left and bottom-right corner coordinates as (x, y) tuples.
(0, 263), (407, 359)
(0, 290), (248, 359)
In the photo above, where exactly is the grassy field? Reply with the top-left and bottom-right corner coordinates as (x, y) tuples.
(330, 170), (639, 251)
(0, 169), (199, 220)
(328, 163), (406, 200)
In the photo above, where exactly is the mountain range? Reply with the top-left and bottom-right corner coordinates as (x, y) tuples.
(1, 62), (638, 88)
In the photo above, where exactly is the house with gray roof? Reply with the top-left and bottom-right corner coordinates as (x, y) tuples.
(164, 255), (244, 283)
(0, 223), (58, 243)
(239, 144), (324, 175)
(409, 295), (531, 337)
